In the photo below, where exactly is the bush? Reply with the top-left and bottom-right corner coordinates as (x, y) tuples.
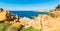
(19, 26), (41, 31)
(0, 22), (9, 31)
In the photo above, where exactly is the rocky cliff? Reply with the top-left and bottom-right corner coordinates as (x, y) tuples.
(0, 4), (60, 31)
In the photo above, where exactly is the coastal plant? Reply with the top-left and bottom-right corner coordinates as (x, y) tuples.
(0, 22), (9, 31)
(19, 26), (41, 31)
(5, 26), (19, 31)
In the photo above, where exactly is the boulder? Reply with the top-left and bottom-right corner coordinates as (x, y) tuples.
(19, 17), (33, 28)
(0, 8), (3, 12)
(32, 14), (42, 30)
(49, 11), (60, 18)
(10, 14), (19, 22)
(0, 11), (7, 21)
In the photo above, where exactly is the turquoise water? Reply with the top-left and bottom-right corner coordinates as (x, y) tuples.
(10, 11), (48, 18)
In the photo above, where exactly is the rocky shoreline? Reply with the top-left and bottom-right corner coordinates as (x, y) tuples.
(0, 5), (60, 31)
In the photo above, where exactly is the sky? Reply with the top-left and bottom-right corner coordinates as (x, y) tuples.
(0, 0), (60, 11)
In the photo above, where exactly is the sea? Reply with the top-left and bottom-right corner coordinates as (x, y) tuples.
(10, 11), (48, 18)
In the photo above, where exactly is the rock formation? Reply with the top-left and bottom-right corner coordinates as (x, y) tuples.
(56, 4), (60, 10)
(0, 4), (60, 31)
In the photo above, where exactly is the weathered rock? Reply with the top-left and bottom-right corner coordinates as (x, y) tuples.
(19, 17), (33, 28)
(0, 11), (7, 21)
(0, 8), (3, 12)
(6, 10), (11, 21)
(32, 14), (42, 30)
(1, 5), (60, 31)
(0, 10), (11, 21)
(10, 14), (19, 22)
(49, 11), (60, 18)
(11, 22), (21, 28)
(41, 15), (55, 31)
(55, 4), (60, 11)
(41, 14), (60, 31)
(5, 21), (22, 31)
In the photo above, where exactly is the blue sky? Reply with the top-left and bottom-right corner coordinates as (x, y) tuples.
(0, 0), (60, 11)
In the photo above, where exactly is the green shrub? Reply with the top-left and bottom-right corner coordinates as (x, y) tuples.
(19, 26), (41, 31)
(0, 22), (9, 31)
(5, 26), (19, 31)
